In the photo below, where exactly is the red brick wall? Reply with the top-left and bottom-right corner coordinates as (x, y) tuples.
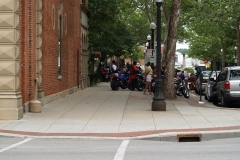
(20, 0), (81, 104)
(20, 0), (37, 104)
(41, 0), (81, 96)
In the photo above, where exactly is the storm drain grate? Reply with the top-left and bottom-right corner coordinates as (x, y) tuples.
(177, 133), (202, 142)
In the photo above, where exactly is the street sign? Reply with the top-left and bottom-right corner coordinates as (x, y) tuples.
(152, 49), (156, 56)
(146, 49), (153, 57)
(150, 57), (155, 63)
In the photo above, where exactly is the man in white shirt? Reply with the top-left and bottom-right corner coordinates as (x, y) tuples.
(112, 60), (118, 78)
(183, 68), (189, 89)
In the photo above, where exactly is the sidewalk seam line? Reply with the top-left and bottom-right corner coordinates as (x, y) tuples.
(117, 91), (131, 133)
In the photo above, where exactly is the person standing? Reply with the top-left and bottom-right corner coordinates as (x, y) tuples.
(195, 64), (203, 95)
(194, 64), (201, 78)
(143, 62), (153, 95)
(112, 60), (119, 78)
(183, 68), (189, 89)
(129, 61), (139, 90)
(100, 62), (106, 82)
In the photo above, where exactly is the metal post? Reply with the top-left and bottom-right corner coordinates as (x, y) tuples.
(152, 0), (166, 111)
(234, 46), (237, 65)
(151, 29), (154, 50)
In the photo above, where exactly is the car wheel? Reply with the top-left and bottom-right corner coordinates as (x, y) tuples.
(221, 93), (228, 107)
(204, 94), (208, 100)
(212, 98), (218, 106)
(207, 96), (212, 102)
(206, 92), (212, 102)
(194, 88), (199, 94)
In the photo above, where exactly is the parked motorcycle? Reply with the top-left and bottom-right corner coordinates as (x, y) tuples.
(174, 77), (189, 98)
(128, 73), (145, 91)
(151, 74), (157, 93)
(110, 73), (129, 90)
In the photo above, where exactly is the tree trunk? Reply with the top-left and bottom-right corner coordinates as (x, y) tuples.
(212, 60), (217, 70)
(162, 0), (182, 99)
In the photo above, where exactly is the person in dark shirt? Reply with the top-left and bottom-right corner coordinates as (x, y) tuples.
(100, 62), (106, 82)
(194, 64), (201, 78)
(129, 61), (139, 90)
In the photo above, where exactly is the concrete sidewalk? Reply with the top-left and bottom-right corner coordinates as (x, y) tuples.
(1, 82), (240, 141)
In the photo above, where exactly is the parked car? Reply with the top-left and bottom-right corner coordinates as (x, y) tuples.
(211, 66), (240, 107)
(204, 70), (220, 101)
(195, 71), (211, 94)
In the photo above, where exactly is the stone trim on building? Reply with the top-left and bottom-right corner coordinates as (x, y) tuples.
(36, 0), (44, 99)
(0, 0), (23, 120)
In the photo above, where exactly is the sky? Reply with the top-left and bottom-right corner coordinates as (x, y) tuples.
(176, 42), (189, 50)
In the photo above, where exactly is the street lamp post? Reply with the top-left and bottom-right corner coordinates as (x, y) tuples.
(147, 35), (151, 49)
(152, 0), (166, 111)
(234, 46), (237, 65)
(150, 21), (156, 50)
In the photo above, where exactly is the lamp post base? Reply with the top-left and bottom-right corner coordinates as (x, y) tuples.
(152, 100), (166, 111)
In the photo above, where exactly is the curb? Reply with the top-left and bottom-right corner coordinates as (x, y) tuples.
(1, 130), (240, 142)
(134, 130), (240, 142)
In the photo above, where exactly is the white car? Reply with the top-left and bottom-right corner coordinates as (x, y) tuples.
(204, 70), (220, 101)
(195, 71), (211, 94)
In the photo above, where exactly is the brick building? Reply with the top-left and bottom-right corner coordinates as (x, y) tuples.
(0, 0), (89, 120)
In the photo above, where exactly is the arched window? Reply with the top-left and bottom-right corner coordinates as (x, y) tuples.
(64, 13), (67, 35)
(52, 5), (55, 30)
(58, 2), (63, 76)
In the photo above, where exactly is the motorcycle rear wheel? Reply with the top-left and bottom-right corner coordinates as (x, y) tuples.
(111, 80), (119, 90)
(182, 86), (190, 98)
(120, 79), (127, 89)
(136, 81), (145, 91)
(128, 81), (135, 91)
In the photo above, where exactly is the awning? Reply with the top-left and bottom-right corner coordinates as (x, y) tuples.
(92, 51), (102, 58)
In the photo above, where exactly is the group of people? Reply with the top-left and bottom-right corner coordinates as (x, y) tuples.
(100, 60), (202, 94)
(112, 60), (141, 90)
(110, 60), (158, 94)
(100, 60), (148, 91)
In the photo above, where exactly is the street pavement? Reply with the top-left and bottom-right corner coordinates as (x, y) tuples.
(0, 82), (240, 141)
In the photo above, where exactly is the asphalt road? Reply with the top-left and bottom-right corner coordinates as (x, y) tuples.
(0, 137), (240, 160)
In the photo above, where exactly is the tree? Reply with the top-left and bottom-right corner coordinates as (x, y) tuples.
(88, 0), (136, 64)
(159, 0), (182, 99)
(119, 0), (183, 99)
(184, 0), (240, 66)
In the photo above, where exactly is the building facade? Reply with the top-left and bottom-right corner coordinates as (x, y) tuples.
(0, 0), (89, 120)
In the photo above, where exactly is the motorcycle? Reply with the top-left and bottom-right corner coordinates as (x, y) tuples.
(151, 74), (157, 93)
(174, 77), (189, 98)
(128, 73), (145, 91)
(110, 72), (129, 90)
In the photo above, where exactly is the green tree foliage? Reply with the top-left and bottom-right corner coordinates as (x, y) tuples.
(184, 0), (239, 66)
(88, 0), (135, 61)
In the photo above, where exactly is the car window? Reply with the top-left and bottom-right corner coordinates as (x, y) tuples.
(217, 69), (228, 81)
(202, 71), (210, 77)
(209, 71), (219, 80)
(229, 70), (240, 80)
